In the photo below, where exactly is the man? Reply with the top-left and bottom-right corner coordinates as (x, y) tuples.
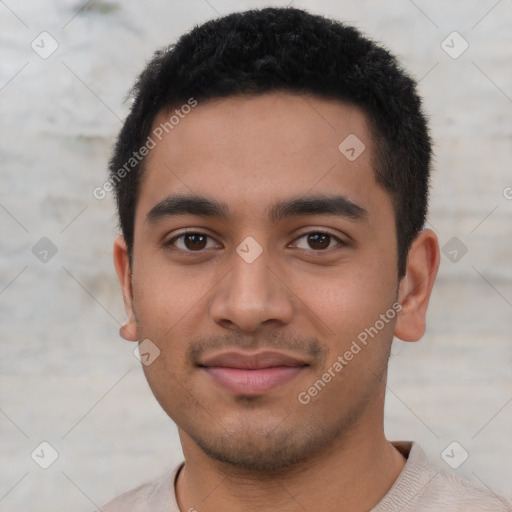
(101, 7), (512, 511)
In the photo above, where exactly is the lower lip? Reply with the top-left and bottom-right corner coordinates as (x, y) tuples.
(203, 366), (305, 396)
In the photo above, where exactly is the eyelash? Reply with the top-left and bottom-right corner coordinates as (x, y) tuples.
(164, 229), (346, 254)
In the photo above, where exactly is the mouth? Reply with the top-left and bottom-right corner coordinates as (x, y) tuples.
(198, 351), (309, 396)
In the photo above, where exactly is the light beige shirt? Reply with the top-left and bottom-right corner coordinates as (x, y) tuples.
(100, 441), (512, 511)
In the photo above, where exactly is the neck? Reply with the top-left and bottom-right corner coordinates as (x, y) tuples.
(175, 420), (406, 512)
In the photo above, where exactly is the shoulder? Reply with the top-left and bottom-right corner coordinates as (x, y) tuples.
(99, 480), (158, 512)
(421, 469), (512, 511)
(97, 463), (184, 512)
(375, 442), (512, 512)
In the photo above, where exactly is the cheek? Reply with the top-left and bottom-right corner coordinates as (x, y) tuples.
(299, 262), (395, 322)
(130, 260), (212, 369)
(295, 262), (397, 362)
(132, 260), (200, 326)
(141, 355), (192, 423)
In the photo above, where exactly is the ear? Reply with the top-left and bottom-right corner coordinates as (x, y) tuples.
(394, 229), (440, 342)
(113, 235), (138, 341)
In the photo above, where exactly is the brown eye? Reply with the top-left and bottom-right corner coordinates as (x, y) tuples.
(306, 233), (331, 250)
(166, 232), (217, 252)
(182, 233), (207, 250)
(293, 231), (344, 251)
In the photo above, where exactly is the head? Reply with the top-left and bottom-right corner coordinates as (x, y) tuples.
(111, 7), (439, 472)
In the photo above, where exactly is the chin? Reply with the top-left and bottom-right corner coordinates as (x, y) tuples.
(183, 413), (350, 474)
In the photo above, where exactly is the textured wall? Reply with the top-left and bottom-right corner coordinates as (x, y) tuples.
(0, 0), (511, 510)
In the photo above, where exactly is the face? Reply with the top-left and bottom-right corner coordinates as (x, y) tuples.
(114, 92), (439, 471)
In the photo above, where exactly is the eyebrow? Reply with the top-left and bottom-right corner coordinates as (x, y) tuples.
(147, 193), (368, 225)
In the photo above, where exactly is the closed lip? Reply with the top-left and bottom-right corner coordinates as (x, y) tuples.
(198, 350), (309, 396)
(198, 351), (309, 369)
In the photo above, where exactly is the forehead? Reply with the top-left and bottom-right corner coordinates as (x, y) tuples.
(136, 93), (387, 225)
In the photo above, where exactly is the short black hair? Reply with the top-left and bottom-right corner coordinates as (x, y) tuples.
(109, 6), (432, 277)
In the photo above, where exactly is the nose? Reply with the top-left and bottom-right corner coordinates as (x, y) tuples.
(209, 243), (294, 333)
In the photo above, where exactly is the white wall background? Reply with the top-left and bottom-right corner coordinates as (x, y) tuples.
(0, 0), (511, 510)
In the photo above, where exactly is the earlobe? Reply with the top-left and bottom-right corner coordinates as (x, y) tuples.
(113, 236), (138, 342)
(394, 229), (440, 342)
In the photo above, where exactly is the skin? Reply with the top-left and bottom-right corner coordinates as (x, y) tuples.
(113, 92), (440, 512)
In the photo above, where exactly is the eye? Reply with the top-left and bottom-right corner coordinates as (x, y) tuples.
(164, 230), (346, 254)
(292, 231), (345, 251)
(165, 231), (219, 252)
